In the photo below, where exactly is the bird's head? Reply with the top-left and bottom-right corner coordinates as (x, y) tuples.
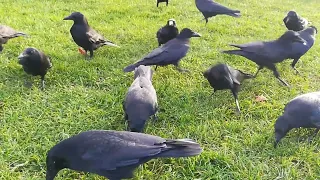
(279, 30), (306, 44)
(309, 25), (318, 34)
(274, 115), (291, 148)
(63, 12), (87, 24)
(46, 153), (65, 180)
(177, 28), (201, 39)
(134, 65), (153, 81)
(18, 47), (39, 65)
(167, 19), (177, 27)
(287, 10), (298, 17)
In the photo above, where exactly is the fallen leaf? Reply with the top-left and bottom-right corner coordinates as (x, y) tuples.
(255, 95), (267, 102)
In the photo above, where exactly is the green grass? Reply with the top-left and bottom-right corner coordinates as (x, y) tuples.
(1, 0), (320, 179)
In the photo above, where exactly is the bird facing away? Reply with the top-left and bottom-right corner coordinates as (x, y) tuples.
(156, 19), (179, 47)
(0, 25), (27, 53)
(203, 63), (253, 113)
(46, 130), (202, 180)
(18, 47), (52, 89)
(63, 12), (119, 59)
(157, 0), (168, 7)
(221, 30), (306, 87)
(286, 26), (317, 74)
(274, 91), (320, 148)
(195, 0), (240, 24)
(123, 28), (201, 73)
(123, 65), (158, 132)
(283, 11), (309, 32)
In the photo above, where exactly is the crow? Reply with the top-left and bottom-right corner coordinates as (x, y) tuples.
(203, 63), (253, 113)
(0, 25), (27, 52)
(286, 26), (317, 74)
(123, 28), (201, 73)
(195, 0), (240, 24)
(18, 47), (52, 89)
(283, 11), (308, 32)
(123, 65), (158, 132)
(157, 0), (169, 7)
(222, 30), (306, 87)
(63, 12), (119, 59)
(156, 19), (179, 47)
(46, 130), (202, 180)
(274, 91), (320, 148)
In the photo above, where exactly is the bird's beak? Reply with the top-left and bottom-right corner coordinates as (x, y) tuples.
(294, 36), (307, 44)
(191, 32), (201, 37)
(18, 52), (28, 59)
(63, 15), (72, 20)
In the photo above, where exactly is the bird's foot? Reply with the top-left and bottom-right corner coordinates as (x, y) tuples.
(293, 68), (300, 75)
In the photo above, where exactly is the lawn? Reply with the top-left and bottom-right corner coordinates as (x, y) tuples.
(1, 0), (320, 179)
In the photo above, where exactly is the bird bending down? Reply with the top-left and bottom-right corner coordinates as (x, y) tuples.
(195, 0), (240, 24)
(222, 30), (306, 87)
(0, 25), (27, 53)
(46, 130), (202, 180)
(283, 11), (309, 32)
(156, 19), (179, 47)
(63, 12), (119, 59)
(123, 28), (201, 73)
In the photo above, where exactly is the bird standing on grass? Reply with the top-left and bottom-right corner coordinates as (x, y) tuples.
(18, 47), (52, 89)
(274, 91), (320, 148)
(222, 30), (306, 87)
(0, 25), (27, 53)
(123, 65), (158, 132)
(123, 28), (201, 73)
(46, 130), (202, 180)
(156, 19), (179, 47)
(63, 12), (119, 59)
(283, 11), (308, 32)
(195, 0), (240, 24)
(203, 63), (253, 113)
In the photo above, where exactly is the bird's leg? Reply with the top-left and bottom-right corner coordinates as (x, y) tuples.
(291, 58), (300, 75)
(0, 45), (3, 53)
(205, 18), (208, 25)
(254, 66), (263, 77)
(175, 64), (190, 73)
(40, 76), (45, 90)
(157, 2), (159, 7)
(155, 65), (158, 71)
(269, 65), (290, 87)
(308, 128), (320, 142)
(232, 90), (241, 115)
(211, 89), (217, 96)
(87, 50), (93, 60)
(166, 0), (168, 6)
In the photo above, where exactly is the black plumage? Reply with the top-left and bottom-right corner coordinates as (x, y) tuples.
(18, 47), (52, 89)
(274, 92), (320, 148)
(203, 63), (253, 113)
(46, 130), (202, 180)
(0, 25), (27, 53)
(63, 12), (119, 59)
(123, 28), (201, 73)
(156, 19), (179, 46)
(286, 26), (317, 74)
(222, 30), (306, 87)
(283, 11), (308, 32)
(195, 0), (240, 24)
(123, 65), (158, 132)
(157, 0), (169, 7)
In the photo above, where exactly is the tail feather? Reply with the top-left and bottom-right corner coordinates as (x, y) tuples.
(157, 139), (202, 158)
(227, 11), (241, 17)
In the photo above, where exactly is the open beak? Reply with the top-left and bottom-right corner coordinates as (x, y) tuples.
(192, 32), (201, 37)
(63, 15), (72, 20)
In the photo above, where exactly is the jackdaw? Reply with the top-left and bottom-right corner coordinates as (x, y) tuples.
(123, 28), (201, 73)
(157, 0), (168, 7)
(156, 19), (179, 47)
(274, 91), (320, 148)
(222, 30), (306, 87)
(46, 130), (202, 180)
(63, 12), (119, 59)
(0, 25), (27, 52)
(203, 63), (253, 113)
(283, 11), (308, 32)
(123, 65), (158, 132)
(286, 26), (317, 74)
(195, 0), (240, 24)
(18, 47), (52, 89)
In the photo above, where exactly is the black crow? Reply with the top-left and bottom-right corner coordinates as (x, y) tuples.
(156, 19), (179, 47)
(0, 25), (27, 52)
(157, 0), (169, 7)
(123, 65), (158, 132)
(286, 26), (317, 74)
(195, 0), (240, 24)
(222, 30), (306, 87)
(283, 11), (308, 32)
(46, 130), (202, 180)
(123, 28), (201, 73)
(274, 92), (320, 148)
(63, 12), (119, 59)
(18, 47), (52, 89)
(203, 63), (253, 113)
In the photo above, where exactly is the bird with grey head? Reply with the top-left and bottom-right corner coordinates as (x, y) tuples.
(156, 19), (179, 47)
(18, 47), (52, 90)
(123, 65), (158, 132)
(274, 91), (320, 148)
(283, 10), (309, 32)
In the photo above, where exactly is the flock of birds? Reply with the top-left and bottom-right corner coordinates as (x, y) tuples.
(1, 0), (319, 179)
